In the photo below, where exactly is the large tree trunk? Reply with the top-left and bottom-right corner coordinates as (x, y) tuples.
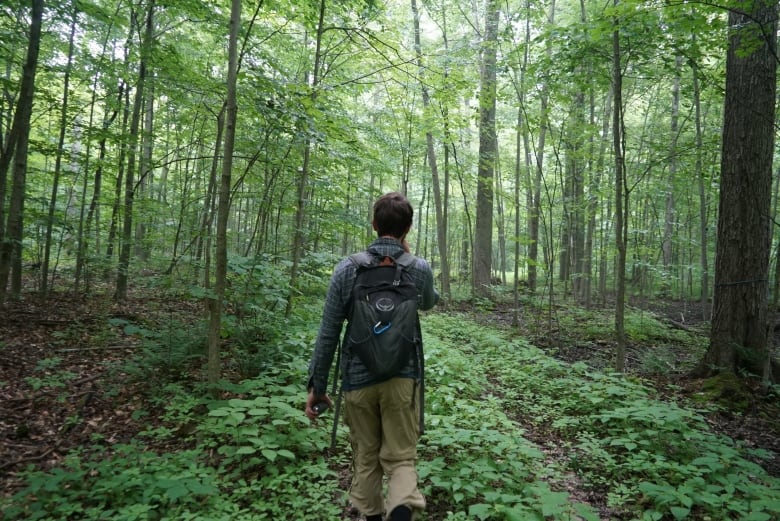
(473, 0), (499, 297)
(700, 1), (777, 382)
(0, 0), (44, 302)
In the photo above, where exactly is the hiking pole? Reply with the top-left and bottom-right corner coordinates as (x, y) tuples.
(327, 337), (344, 453)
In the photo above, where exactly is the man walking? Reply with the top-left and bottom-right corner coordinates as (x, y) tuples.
(306, 192), (439, 521)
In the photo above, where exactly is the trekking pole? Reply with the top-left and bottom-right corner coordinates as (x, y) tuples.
(328, 338), (344, 453)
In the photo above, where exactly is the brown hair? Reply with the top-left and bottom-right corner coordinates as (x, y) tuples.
(373, 192), (413, 238)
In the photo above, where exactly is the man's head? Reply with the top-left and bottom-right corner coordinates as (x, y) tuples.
(373, 192), (413, 239)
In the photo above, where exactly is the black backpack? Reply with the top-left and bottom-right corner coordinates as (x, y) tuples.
(346, 248), (420, 380)
(324, 248), (426, 450)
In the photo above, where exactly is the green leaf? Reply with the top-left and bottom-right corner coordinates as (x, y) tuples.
(468, 504), (492, 520)
(261, 449), (277, 462)
(277, 449), (296, 460)
(164, 483), (189, 501)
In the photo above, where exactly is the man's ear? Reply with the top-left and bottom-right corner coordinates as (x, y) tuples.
(372, 219), (378, 232)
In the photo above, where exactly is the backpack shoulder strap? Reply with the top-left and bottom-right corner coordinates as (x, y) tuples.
(348, 251), (374, 268)
(394, 251), (416, 268)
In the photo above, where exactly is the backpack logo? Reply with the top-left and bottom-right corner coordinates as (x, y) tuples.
(346, 250), (419, 380)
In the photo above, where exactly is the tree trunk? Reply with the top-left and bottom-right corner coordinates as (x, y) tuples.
(612, 1), (627, 373)
(0, 0), (44, 301)
(691, 44), (710, 320)
(116, 1), (155, 301)
(78, 78), (124, 289)
(286, 0), (326, 317)
(411, 0), (450, 300)
(700, 1), (777, 382)
(662, 55), (682, 295)
(528, 0), (556, 294)
(42, 7), (77, 296)
(134, 79), (155, 262)
(208, 0), (241, 387)
(473, 0), (499, 297)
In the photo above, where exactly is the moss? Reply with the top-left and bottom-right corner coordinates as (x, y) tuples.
(696, 372), (753, 412)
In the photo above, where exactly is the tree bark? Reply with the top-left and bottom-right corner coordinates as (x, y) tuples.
(116, 1), (155, 301)
(691, 42), (710, 320)
(612, 1), (627, 373)
(411, 0), (450, 300)
(208, 0), (241, 387)
(473, 0), (499, 297)
(0, 0), (44, 301)
(662, 55), (682, 294)
(286, 0), (326, 317)
(700, 1), (777, 382)
(42, 6), (77, 296)
(528, 0), (556, 294)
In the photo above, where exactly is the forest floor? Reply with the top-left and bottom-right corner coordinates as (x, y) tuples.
(1, 289), (779, 515)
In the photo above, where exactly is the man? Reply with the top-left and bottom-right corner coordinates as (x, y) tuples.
(306, 192), (439, 521)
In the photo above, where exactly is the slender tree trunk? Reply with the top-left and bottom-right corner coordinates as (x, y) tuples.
(78, 79), (124, 289)
(0, 0), (44, 301)
(135, 79), (155, 262)
(42, 7), (77, 296)
(612, 1), (627, 373)
(662, 55), (682, 295)
(196, 106), (224, 270)
(411, 0), (450, 299)
(473, 0), (499, 297)
(106, 85), (130, 275)
(691, 48), (710, 319)
(528, 0), (556, 294)
(561, 87), (586, 300)
(700, 0), (777, 383)
(512, 0), (533, 324)
(116, 1), (155, 301)
(208, 0), (241, 387)
(286, 0), (326, 317)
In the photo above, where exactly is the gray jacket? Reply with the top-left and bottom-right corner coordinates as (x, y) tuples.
(307, 237), (439, 396)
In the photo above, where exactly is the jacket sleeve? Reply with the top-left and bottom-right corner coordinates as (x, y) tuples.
(307, 259), (352, 396)
(416, 258), (439, 311)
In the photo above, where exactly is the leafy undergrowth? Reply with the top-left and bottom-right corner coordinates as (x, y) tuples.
(1, 289), (779, 520)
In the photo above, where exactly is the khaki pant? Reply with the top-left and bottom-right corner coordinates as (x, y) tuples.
(344, 378), (425, 518)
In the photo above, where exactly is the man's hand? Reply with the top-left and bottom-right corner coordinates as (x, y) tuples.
(305, 391), (333, 421)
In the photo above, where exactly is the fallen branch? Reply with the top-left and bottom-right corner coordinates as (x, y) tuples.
(0, 447), (57, 471)
(55, 345), (138, 353)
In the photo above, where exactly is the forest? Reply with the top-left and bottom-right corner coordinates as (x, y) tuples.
(1, 0), (779, 519)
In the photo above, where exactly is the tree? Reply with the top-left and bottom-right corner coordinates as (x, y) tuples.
(410, 0), (450, 300)
(612, 0), (627, 372)
(116, 0), (155, 301)
(473, 0), (499, 296)
(0, 0), (44, 301)
(207, 0), (241, 387)
(286, 0), (326, 317)
(699, 0), (777, 382)
(41, 5), (78, 296)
